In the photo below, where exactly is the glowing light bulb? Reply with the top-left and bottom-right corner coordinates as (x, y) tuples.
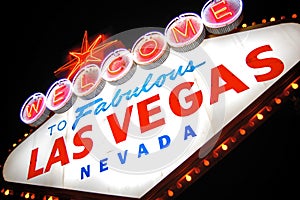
(239, 128), (246, 135)
(167, 189), (174, 197)
(4, 189), (10, 196)
(275, 97), (282, 104)
(25, 192), (30, 199)
(221, 143), (228, 151)
(31, 193), (35, 199)
(185, 174), (192, 182)
(256, 113), (264, 120)
(203, 159), (210, 166)
(291, 83), (298, 89)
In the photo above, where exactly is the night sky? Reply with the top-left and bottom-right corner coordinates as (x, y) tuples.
(1, 0), (300, 199)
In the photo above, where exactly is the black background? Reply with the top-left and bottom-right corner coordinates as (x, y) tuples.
(1, 0), (300, 199)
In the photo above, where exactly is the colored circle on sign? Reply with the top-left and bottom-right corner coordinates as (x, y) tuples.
(101, 48), (137, 85)
(165, 12), (205, 52)
(20, 92), (50, 127)
(72, 64), (106, 100)
(201, 0), (243, 34)
(46, 78), (77, 113)
(132, 31), (170, 69)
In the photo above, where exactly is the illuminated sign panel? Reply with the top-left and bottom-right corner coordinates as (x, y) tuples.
(4, 21), (300, 199)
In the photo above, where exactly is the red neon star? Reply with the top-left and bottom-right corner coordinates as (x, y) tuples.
(54, 31), (126, 81)
(54, 30), (103, 81)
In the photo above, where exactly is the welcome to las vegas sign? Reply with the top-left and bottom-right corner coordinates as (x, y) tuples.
(3, 0), (300, 199)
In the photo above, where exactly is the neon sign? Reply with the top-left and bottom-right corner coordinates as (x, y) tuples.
(101, 48), (137, 85)
(45, 78), (76, 114)
(4, 0), (300, 199)
(165, 13), (205, 52)
(20, 93), (50, 127)
(201, 0), (243, 34)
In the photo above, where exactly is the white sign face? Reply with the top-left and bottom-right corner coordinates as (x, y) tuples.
(3, 22), (300, 199)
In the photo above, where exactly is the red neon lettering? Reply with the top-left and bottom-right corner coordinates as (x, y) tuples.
(171, 18), (197, 43)
(44, 137), (70, 173)
(169, 82), (203, 116)
(25, 97), (44, 119)
(80, 74), (95, 91)
(246, 45), (284, 82)
(135, 36), (166, 64)
(210, 64), (249, 104)
(108, 56), (126, 75)
(52, 84), (68, 107)
(139, 39), (159, 59)
(210, 0), (232, 21)
(107, 105), (133, 144)
(27, 148), (44, 179)
(73, 125), (93, 159)
(137, 94), (165, 133)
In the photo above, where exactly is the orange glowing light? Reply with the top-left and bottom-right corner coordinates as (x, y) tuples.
(203, 159), (210, 166)
(275, 97), (282, 104)
(239, 128), (246, 135)
(167, 189), (174, 197)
